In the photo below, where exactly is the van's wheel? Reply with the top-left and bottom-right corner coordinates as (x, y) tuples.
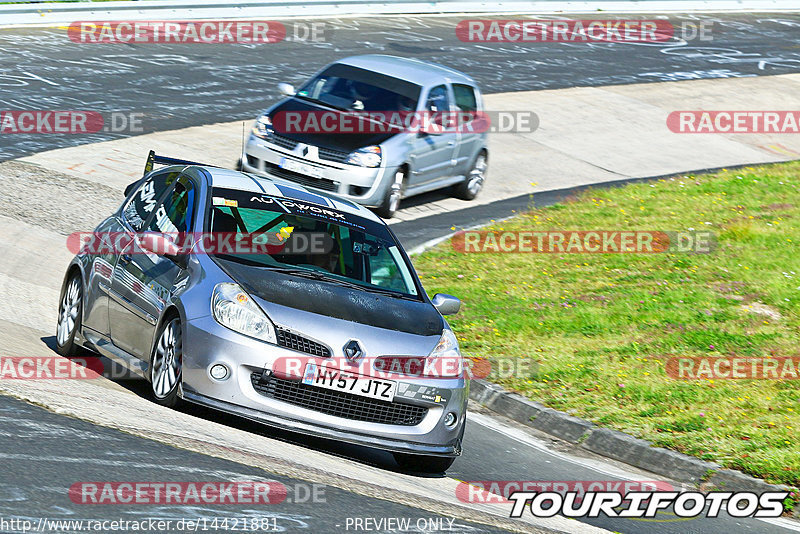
(150, 316), (183, 408)
(393, 452), (456, 473)
(454, 152), (487, 200)
(56, 272), (83, 357)
(376, 168), (406, 219)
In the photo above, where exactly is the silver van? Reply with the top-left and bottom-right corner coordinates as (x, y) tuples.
(241, 55), (489, 218)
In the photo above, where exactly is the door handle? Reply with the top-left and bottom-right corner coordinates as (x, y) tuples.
(120, 254), (132, 263)
(447, 141), (456, 146)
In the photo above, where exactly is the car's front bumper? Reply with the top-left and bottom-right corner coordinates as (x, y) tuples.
(181, 315), (468, 456)
(242, 135), (392, 207)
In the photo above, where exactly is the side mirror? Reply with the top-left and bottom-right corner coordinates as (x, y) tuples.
(420, 122), (443, 136)
(124, 181), (138, 197)
(432, 293), (460, 315)
(278, 83), (295, 96)
(139, 233), (187, 268)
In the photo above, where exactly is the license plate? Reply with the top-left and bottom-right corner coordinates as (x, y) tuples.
(302, 363), (397, 402)
(279, 157), (323, 179)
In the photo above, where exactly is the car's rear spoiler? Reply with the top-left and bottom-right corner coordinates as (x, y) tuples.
(124, 150), (214, 197)
(142, 149), (212, 176)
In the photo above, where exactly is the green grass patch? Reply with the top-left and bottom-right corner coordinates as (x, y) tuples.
(416, 162), (800, 487)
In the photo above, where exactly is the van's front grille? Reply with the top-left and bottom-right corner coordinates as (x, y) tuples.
(263, 162), (337, 192)
(250, 372), (428, 426)
(269, 133), (299, 151)
(318, 147), (350, 164)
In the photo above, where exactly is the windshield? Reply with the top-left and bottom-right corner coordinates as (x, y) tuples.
(296, 63), (421, 113)
(208, 188), (420, 297)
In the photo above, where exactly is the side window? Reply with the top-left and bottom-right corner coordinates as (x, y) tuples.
(122, 172), (178, 232)
(425, 85), (450, 113)
(453, 84), (478, 113)
(367, 245), (415, 294)
(146, 177), (195, 234)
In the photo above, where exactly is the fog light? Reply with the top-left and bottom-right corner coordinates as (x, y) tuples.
(444, 412), (457, 427)
(210, 364), (229, 381)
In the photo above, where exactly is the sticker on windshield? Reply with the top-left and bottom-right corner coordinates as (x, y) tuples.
(212, 197), (238, 207)
(353, 241), (382, 256)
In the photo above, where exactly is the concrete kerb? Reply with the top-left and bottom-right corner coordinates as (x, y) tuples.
(468, 379), (798, 507)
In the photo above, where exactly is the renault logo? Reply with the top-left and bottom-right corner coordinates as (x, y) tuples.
(343, 340), (364, 363)
(300, 144), (309, 157)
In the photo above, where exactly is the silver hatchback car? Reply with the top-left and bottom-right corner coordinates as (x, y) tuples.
(241, 55), (489, 218)
(57, 153), (467, 472)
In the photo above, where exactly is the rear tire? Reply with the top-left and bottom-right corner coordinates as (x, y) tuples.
(150, 316), (183, 408)
(375, 168), (406, 219)
(454, 152), (487, 201)
(393, 453), (456, 473)
(55, 272), (83, 357)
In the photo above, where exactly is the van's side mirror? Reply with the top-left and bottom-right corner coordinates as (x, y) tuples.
(278, 83), (295, 96)
(432, 293), (460, 315)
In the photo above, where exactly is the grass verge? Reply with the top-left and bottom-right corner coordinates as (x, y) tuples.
(415, 162), (800, 487)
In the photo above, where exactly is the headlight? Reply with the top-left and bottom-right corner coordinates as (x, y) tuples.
(345, 146), (381, 168)
(212, 283), (276, 343)
(252, 114), (273, 140)
(428, 329), (462, 378)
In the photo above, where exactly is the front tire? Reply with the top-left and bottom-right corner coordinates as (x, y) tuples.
(454, 152), (487, 201)
(56, 272), (83, 357)
(376, 168), (406, 219)
(150, 316), (183, 408)
(393, 453), (456, 473)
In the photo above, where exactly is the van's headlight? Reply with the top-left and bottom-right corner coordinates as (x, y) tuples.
(346, 146), (381, 168)
(428, 329), (462, 378)
(212, 283), (276, 343)
(252, 115), (273, 140)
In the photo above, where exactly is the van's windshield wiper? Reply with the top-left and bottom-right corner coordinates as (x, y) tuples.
(293, 94), (349, 112)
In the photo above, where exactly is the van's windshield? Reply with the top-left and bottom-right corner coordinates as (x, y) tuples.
(296, 63), (421, 113)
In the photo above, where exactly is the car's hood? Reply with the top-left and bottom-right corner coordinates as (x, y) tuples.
(267, 98), (397, 152)
(216, 258), (443, 338)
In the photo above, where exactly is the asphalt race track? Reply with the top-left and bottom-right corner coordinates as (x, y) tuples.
(2, 13), (800, 160)
(1, 12), (800, 534)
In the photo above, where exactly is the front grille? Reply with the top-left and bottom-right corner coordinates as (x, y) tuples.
(246, 154), (260, 168)
(250, 372), (428, 426)
(318, 147), (350, 164)
(269, 133), (299, 151)
(276, 327), (331, 358)
(264, 162), (337, 192)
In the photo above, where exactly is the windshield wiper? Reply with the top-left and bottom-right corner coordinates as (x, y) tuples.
(294, 94), (349, 112)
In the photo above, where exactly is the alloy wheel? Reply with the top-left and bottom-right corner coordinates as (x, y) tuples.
(151, 318), (183, 399)
(57, 276), (81, 347)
